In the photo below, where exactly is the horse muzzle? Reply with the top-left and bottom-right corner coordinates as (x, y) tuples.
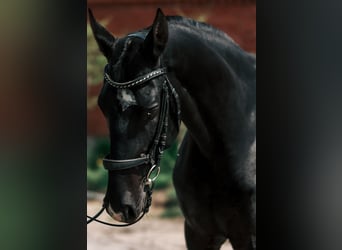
(105, 202), (140, 223)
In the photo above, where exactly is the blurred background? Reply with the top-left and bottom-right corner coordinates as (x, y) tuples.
(87, 0), (255, 249)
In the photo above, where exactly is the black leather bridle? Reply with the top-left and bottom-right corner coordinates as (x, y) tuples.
(87, 53), (181, 227)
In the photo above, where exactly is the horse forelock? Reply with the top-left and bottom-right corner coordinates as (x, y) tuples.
(112, 38), (133, 78)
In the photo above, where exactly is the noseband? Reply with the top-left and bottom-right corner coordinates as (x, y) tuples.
(87, 57), (181, 227)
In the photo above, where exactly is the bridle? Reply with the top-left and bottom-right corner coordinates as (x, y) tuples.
(87, 41), (181, 226)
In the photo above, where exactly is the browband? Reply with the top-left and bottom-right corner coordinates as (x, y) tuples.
(104, 65), (167, 89)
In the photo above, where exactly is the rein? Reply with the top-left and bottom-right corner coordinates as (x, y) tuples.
(87, 62), (180, 227)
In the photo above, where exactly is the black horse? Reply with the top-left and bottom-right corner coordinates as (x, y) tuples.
(89, 8), (256, 250)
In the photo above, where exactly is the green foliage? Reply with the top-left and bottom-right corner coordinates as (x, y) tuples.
(87, 167), (107, 191)
(161, 188), (183, 218)
(87, 137), (110, 170)
(87, 137), (109, 191)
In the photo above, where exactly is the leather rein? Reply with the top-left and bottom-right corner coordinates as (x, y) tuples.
(87, 62), (181, 227)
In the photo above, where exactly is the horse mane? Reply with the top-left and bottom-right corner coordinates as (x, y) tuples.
(166, 16), (255, 80)
(134, 15), (250, 57)
(167, 16), (238, 47)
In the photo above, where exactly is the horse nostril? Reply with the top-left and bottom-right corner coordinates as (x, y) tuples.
(122, 204), (137, 221)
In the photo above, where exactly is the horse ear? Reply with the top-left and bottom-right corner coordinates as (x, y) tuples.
(88, 9), (115, 60)
(144, 8), (168, 59)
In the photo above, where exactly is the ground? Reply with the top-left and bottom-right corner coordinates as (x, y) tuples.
(87, 192), (233, 250)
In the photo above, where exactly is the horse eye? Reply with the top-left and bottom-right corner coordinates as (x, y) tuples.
(146, 106), (158, 120)
(146, 111), (155, 120)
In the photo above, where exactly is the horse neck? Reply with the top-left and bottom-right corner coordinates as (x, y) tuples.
(165, 30), (255, 160)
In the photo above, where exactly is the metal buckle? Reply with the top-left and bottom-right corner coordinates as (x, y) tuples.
(145, 165), (160, 188)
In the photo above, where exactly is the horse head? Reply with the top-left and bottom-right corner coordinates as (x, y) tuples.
(89, 8), (180, 223)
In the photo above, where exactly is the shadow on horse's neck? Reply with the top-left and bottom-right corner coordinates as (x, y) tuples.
(165, 33), (252, 160)
(166, 73), (211, 158)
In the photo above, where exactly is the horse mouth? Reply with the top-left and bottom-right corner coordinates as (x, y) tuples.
(106, 204), (125, 222)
